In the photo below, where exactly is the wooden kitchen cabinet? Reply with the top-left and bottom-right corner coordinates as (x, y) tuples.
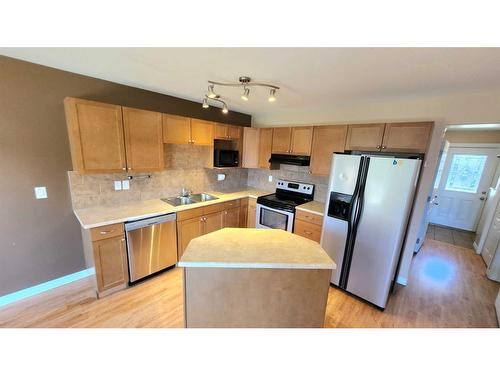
(92, 233), (129, 293)
(293, 210), (323, 243)
(122, 107), (164, 172)
(345, 123), (386, 152)
(204, 211), (224, 234)
(258, 128), (273, 169)
(309, 125), (347, 176)
(215, 123), (242, 140)
(271, 127), (292, 154)
(162, 114), (191, 144)
(223, 207), (240, 228)
(271, 126), (313, 155)
(242, 127), (259, 168)
(345, 122), (433, 153)
(247, 198), (257, 228)
(239, 198), (249, 228)
(382, 122), (433, 153)
(64, 97), (127, 173)
(177, 216), (204, 259)
(190, 119), (214, 146)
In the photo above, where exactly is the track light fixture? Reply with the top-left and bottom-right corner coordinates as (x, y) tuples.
(201, 76), (279, 110)
(202, 95), (229, 114)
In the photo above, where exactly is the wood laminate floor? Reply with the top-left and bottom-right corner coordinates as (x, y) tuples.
(0, 237), (498, 328)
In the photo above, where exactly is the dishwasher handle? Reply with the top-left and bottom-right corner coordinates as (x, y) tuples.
(125, 213), (176, 231)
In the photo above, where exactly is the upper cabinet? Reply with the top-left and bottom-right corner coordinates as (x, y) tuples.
(271, 126), (313, 156)
(162, 114), (191, 144)
(214, 123), (242, 140)
(345, 122), (432, 153)
(65, 98), (165, 174)
(345, 123), (386, 152)
(64, 98), (127, 173)
(190, 119), (214, 146)
(242, 127), (259, 168)
(309, 125), (347, 176)
(382, 122), (433, 153)
(258, 128), (273, 169)
(122, 107), (164, 172)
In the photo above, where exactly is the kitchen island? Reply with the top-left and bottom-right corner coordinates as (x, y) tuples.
(178, 228), (335, 328)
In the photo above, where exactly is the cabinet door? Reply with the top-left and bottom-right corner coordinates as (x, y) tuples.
(271, 127), (292, 154)
(345, 123), (386, 152)
(258, 128), (273, 169)
(123, 107), (164, 172)
(228, 126), (242, 140)
(223, 207), (240, 228)
(293, 219), (322, 243)
(64, 97), (127, 173)
(309, 125), (347, 176)
(247, 198), (257, 228)
(382, 122), (433, 153)
(162, 114), (191, 144)
(93, 235), (128, 292)
(290, 126), (313, 155)
(204, 211), (224, 234)
(214, 123), (228, 139)
(239, 198), (249, 228)
(177, 216), (204, 259)
(191, 119), (214, 146)
(242, 128), (259, 168)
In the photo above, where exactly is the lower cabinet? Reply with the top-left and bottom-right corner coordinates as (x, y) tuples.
(293, 210), (323, 243)
(239, 198), (249, 228)
(247, 198), (257, 228)
(177, 199), (245, 258)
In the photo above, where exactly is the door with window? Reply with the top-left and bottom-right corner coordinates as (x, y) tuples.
(430, 147), (499, 231)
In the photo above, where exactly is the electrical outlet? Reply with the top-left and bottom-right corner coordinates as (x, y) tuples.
(34, 186), (48, 199)
(122, 180), (130, 190)
(114, 181), (122, 191)
(217, 173), (226, 181)
(268, 175), (273, 182)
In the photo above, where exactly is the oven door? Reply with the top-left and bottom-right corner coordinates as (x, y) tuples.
(256, 203), (294, 232)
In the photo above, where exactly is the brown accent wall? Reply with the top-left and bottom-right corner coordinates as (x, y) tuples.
(0, 55), (251, 296)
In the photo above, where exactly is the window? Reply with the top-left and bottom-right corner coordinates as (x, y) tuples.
(444, 154), (487, 193)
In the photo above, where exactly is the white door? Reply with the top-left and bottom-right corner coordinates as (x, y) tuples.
(430, 147), (499, 231)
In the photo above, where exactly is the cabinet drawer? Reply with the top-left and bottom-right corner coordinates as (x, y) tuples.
(293, 219), (322, 243)
(177, 207), (205, 221)
(203, 203), (226, 215)
(224, 199), (241, 209)
(90, 223), (124, 241)
(295, 209), (323, 226)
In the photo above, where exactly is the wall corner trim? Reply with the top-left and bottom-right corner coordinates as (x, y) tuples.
(0, 268), (95, 308)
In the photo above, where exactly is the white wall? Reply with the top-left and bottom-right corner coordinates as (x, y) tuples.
(252, 88), (500, 285)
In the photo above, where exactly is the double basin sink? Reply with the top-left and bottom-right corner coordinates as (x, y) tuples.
(162, 193), (219, 207)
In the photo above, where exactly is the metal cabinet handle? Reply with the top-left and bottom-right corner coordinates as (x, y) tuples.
(304, 231), (313, 235)
(122, 167), (126, 171)
(100, 229), (115, 235)
(121, 238), (125, 242)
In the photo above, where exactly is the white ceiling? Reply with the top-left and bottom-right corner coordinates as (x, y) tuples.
(3, 48), (500, 123)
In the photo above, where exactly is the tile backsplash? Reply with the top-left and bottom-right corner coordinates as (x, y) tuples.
(68, 145), (329, 209)
(68, 144), (248, 209)
(247, 164), (329, 202)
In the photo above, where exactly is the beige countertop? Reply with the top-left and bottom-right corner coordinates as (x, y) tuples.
(178, 228), (336, 270)
(74, 189), (269, 229)
(295, 201), (325, 216)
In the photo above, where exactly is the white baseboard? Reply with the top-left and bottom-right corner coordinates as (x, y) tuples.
(0, 268), (95, 308)
(473, 241), (481, 254)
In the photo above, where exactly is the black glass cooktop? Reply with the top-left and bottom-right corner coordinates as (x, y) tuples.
(257, 193), (311, 213)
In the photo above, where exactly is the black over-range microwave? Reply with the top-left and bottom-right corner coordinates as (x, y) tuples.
(214, 149), (239, 167)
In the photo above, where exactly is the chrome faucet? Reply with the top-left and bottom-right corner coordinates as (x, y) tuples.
(180, 187), (192, 197)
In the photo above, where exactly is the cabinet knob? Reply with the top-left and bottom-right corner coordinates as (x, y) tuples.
(122, 167), (126, 171)
(381, 145), (386, 150)
(121, 238), (125, 242)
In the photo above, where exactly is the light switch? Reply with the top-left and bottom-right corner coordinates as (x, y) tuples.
(114, 181), (122, 191)
(122, 180), (130, 190)
(268, 175), (273, 182)
(34, 186), (48, 199)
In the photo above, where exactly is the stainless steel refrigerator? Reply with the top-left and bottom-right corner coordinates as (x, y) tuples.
(320, 153), (421, 309)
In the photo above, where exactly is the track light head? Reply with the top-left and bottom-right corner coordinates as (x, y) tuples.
(222, 103), (229, 114)
(268, 88), (277, 102)
(241, 87), (250, 101)
(207, 85), (217, 99)
(202, 98), (209, 109)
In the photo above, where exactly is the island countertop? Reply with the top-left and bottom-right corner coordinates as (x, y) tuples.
(178, 228), (336, 270)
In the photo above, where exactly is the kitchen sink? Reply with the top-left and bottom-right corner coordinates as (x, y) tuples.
(161, 193), (218, 206)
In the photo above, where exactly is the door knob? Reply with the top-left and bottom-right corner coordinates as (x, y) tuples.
(480, 197), (486, 201)
(433, 202), (439, 205)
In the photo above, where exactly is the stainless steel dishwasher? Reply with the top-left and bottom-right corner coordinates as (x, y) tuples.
(124, 213), (178, 283)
